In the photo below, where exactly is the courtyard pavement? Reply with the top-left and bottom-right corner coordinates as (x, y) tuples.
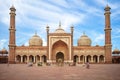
(0, 64), (120, 80)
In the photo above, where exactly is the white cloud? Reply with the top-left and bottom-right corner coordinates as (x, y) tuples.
(112, 27), (120, 35)
(89, 31), (105, 46)
(0, 0), (102, 30)
(0, 39), (7, 50)
(95, 0), (119, 9)
(0, 0), (120, 50)
(24, 41), (29, 46)
(0, 1), (10, 26)
(94, 34), (104, 43)
(42, 38), (47, 46)
(8, 0), (87, 34)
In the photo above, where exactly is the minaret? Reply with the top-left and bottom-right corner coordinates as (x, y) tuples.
(104, 5), (112, 63)
(8, 5), (16, 63)
(46, 25), (49, 62)
(71, 25), (74, 62)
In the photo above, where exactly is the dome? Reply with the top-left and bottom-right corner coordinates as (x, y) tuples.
(29, 33), (43, 46)
(54, 28), (66, 33)
(54, 22), (66, 33)
(0, 48), (8, 54)
(78, 33), (92, 46)
(113, 48), (119, 53)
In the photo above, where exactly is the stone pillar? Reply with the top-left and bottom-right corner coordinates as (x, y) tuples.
(104, 57), (105, 63)
(97, 55), (100, 63)
(27, 56), (29, 63)
(34, 56), (36, 63)
(15, 57), (16, 62)
(84, 56), (86, 63)
(35, 56), (37, 63)
(25, 57), (27, 63)
(91, 55), (93, 63)
(21, 56), (23, 63)
(79, 56), (81, 63)
(40, 56), (42, 62)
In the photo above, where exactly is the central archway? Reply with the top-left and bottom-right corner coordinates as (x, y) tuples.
(56, 52), (64, 63)
(51, 40), (69, 62)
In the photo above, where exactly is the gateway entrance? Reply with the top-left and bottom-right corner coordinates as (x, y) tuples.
(56, 52), (64, 63)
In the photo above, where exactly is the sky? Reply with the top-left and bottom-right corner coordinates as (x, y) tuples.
(0, 0), (120, 51)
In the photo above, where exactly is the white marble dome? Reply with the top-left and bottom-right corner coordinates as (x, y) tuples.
(29, 33), (43, 46)
(78, 33), (92, 46)
(54, 22), (66, 33)
(113, 48), (119, 52)
(54, 27), (66, 33)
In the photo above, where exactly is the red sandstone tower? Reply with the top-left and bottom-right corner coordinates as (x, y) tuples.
(104, 5), (112, 63)
(8, 5), (16, 63)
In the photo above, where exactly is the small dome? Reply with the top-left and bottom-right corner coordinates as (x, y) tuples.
(54, 21), (66, 33)
(0, 48), (8, 54)
(113, 48), (119, 53)
(54, 28), (66, 33)
(78, 33), (92, 46)
(29, 33), (43, 46)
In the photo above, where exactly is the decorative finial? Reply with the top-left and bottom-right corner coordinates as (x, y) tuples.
(105, 0), (110, 9)
(46, 24), (49, 29)
(11, 0), (15, 8)
(83, 31), (85, 35)
(46, 24), (49, 27)
(46, 24), (49, 33)
(3, 47), (6, 49)
(107, 0), (108, 5)
(59, 21), (61, 28)
(71, 24), (74, 28)
(71, 24), (74, 31)
(35, 31), (37, 35)
(115, 47), (117, 49)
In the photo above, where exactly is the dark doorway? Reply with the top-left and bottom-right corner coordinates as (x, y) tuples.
(56, 52), (64, 63)
(74, 55), (78, 63)
(42, 55), (47, 63)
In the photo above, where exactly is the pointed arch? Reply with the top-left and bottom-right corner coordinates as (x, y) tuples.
(51, 40), (69, 62)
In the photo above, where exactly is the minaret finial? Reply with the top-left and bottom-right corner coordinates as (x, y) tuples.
(35, 30), (37, 35)
(106, 0), (110, 7)
(46, 24), (48, 27)
(59, 21), (61, 28)
(107, 0), (108, 5)
(11, 0), (15, 8)
(12, 0), (14, 5)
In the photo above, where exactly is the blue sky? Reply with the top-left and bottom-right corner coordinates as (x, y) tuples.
(0, 0), (120, 51)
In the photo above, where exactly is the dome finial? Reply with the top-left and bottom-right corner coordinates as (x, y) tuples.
(35, 31), (37, 35)
(59, 21), (61, 28)
(83, 31), (85, 35)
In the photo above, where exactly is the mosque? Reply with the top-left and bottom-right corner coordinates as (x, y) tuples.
(8, 5), (112, 64)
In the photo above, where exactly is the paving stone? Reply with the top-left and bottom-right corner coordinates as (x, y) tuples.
(0, 64), (120, 80)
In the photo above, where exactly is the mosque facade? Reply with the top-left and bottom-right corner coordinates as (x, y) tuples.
(8, 5), (112, 64)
